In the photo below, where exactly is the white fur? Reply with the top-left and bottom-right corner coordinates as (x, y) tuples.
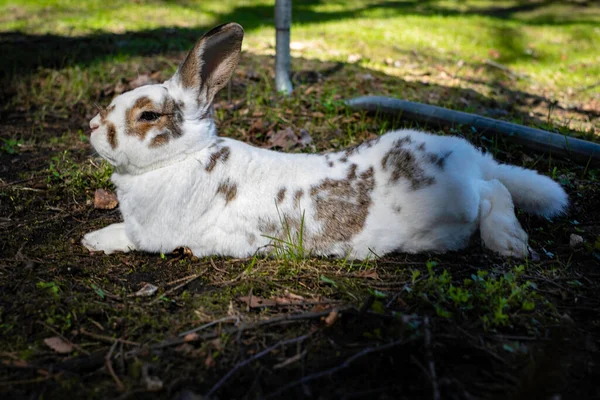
(82, 24), (568, 260)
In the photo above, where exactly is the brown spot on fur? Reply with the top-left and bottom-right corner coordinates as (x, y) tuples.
(276, 188), (286, 204)
(417, 142), (426, 151)
(150, 134), (169, 148)
(106, 122), (118, 149)
(205, 147), (231, 172)
(126, 97), (153, 139)
(328, 161), (334, 167)
(394, 205), (402, 214)
(258, 217), (279, 235)
(125, 96), (183, 144)
(247, 233), (256, 245)
(397, 135), (412, 146)
(340, 156), (348, 163)
(381, 139), (435, 190)
(347, 164), (358, 180)
(216, 179), (237, 204)
(432, 151), (452, 169)
(294, 189), (304, 208)
(344, 136), (380, 158)
(310, 166), (375, 246)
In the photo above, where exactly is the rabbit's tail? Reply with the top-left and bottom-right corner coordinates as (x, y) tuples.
(482, 155), (568, 217)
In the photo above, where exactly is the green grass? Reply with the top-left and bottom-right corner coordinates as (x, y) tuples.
(2, 0), (599, 97)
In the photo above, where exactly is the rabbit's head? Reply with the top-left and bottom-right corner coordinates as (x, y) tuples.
(88, 23), (244, 174)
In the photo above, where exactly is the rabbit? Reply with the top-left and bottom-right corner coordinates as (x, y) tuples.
(82, 22), (568, 260)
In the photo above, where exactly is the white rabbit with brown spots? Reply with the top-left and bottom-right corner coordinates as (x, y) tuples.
(82, 22), (568, 259)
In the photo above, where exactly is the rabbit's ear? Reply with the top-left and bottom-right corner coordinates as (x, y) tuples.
(174, 23), (244, 108)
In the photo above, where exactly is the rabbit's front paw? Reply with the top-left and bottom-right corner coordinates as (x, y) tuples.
(82, 223), (136, 254)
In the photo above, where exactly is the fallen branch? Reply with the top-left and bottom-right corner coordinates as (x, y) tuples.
(424, 317), (441, 400)
(149, 273), (203, 305)
(79, 329), (139, 346)
(346, 96), (600, 165)
(105, 340), (125, 392)
(206, 333), (312, 397)
(178, 316), (241, 338)
(265, 337), (411, 398)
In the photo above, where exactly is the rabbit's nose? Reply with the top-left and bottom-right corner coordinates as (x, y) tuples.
(90, 116), (100, 131)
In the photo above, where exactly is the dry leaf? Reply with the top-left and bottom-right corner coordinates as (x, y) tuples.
(267, 127), (298, 150)
(144, 375), (163, 391)
(129, 73), (158, 89)
(133, 283), (158, 297)
(239, 293), (317, 309)
(94, 189), (118, 210)
(284, 290), (305, 301)
(298, 129), (313, 147)
(239, 296), (276, 308)
(184, 332), (199, 342)
(356, 270), (379, 280)
(324, 310), (339, 327)
(175, 343), (194, 355)
(44, 336), (74, 354)
(205, 354), (216, 368)
(304, 86), (315, 95)
(2, 359), (29, 368)
(347, 54), (362, 63)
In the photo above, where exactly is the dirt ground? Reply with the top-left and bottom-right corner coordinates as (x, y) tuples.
(1, 44), (600, 399)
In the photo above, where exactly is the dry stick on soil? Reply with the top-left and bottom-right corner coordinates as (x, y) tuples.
(79, 329), (140, 346)
(265, 338), (411, 399)
(149, 273), (202, 305)
(424, 317), (441, 400)
(105, 340), (125, 392)
(206, 333), (312, 398)
(178, 316), (241, 338)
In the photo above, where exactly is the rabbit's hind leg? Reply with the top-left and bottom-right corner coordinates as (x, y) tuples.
(479, 179), (528, 258)
(82, 223), (137, 254)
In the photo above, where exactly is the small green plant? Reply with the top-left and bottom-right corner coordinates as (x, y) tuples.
(47, 151), (113, 194)
(265, 204), (307, 264)
(1, 138), (22, 154)
(405, 262), (552, 329)
(36, 281), (61, 299)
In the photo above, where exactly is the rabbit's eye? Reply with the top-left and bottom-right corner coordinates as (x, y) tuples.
(139, 111), (161, 122)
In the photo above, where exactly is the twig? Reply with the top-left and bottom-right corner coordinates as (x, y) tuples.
(105, 340), (125, 392)
(206, 333), (312, 397)
(424, 317), (441, 400)
(0, 375), (58, 386)
(273, 349), (307, 370)
(79, 329), (139, 346)
(165, 273), (201, 287)
(210, 271), (246, 287)
(178, 316), (241, 338)
(149, 273), (202, 305)
(210, 258), (227, 274)
(484, 59), (527, 79)
(265, 338), (409, 398)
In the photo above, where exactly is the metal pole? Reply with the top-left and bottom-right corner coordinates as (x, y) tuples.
(346, 96), (600, 165)
(275, 0), (293, 95)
